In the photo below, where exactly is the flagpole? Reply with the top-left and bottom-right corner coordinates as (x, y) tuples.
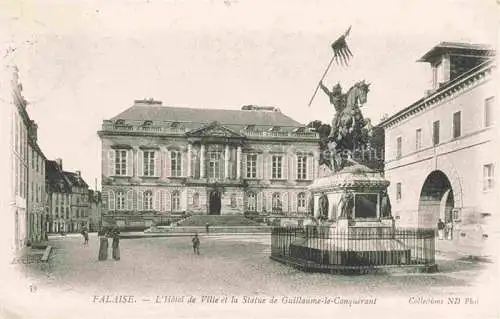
(308, 55), (335, 107)
(308, 26), (352, 107)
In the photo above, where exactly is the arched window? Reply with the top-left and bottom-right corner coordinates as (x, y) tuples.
(143, 120), (153, 126)
(144, 191), (153, 211)
(297, 192), (306, 211)
(272, 192), (282, 212)
(172, 191), (180, 212)
(192, 193), (200, 207)
(116, 191), (125, 210)
(247, 192), (256, 212)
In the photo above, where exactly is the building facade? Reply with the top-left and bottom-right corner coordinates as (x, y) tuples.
(27, 120), (48, 243)
(380, 43), (497, 244)
(46, 159), (91, 233)
(1, 65), (30, 251)
(88, 190), (103, 232)
(98, 100), (320, 228)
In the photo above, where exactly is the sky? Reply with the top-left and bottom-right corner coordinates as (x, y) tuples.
(1, 0), (498, 189)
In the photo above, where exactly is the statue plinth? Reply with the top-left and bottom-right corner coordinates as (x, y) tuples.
(308, 163), (394, 230)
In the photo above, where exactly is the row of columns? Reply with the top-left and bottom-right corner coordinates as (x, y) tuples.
(188, 143), (242, 179)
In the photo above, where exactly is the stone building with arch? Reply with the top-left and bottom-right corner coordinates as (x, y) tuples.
(380, 42), (497, 246)
(98, 100), (320, 228)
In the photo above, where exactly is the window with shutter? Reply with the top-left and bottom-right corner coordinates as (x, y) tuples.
(291, 192), (297, 213)
(154, 191), (161, 211)
(282, 192), (288, 213)
(164, 191), (171, 212)
(282, 155), (288, 180)
(257, 154), (263, 179)
(164, 150), (171, 177)
(108, 150), (116, 176)
(126, 190), (134, 210)
(137, 190), (144, 211)
(155, 151), (161, 177)
(257, 192), (262, 212)
(171, 191), (180, 212)
(181, 151), (187, 177)
(307, 156), (314, 180)
(144, 191), (153, 211)
(127, 150), (133, 176)
(109, 190), (115, 210)
(290, 155), (296, 181)
(137, 150), (144, 177)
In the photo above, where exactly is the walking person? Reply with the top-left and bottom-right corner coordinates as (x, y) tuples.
(437, 219), (445, 240)
(98, 228), (109, 261)
(192, 233), (200, 255)
(205, 223), (210, 235)
(112, 227), (120, 261)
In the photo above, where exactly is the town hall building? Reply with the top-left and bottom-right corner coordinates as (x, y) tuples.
(98, 100), (320, 228)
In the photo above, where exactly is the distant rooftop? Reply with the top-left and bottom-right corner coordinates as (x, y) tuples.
(417, 42), (495, 62)
(111, 100), (302, 129)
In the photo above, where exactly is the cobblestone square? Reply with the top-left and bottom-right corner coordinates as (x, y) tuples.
(19, 234), (490, 297)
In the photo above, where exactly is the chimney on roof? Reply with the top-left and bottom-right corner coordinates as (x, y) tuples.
(418, 42), (494, 92)
(55, 158), (62, 169)
(134, 98), (163, 106)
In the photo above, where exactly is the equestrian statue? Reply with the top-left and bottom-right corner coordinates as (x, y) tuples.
(319, 80), (371, 172)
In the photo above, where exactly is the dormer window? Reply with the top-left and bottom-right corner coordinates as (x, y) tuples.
(246, 125), (255, 131)
(171, 122), (180, 128)
(115, 119), (125, 125)
(269, 126), (281, 132)
(293, 127), (306, 133)
(143, 120), (153, 126)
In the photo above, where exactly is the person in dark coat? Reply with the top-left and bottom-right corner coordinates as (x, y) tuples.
(437, 219), (445, 240)
(192, 233), (200, 255)
(98, 229), (108, 261)
(112, 227), (120, 261)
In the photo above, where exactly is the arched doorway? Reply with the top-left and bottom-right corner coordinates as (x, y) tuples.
(209, 191), (221, 215)
(418, 170), (454, 228)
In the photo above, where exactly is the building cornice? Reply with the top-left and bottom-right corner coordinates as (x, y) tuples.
(380, 60), (496, 129)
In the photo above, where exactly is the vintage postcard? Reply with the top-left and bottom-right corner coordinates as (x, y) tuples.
(0, 0), (498, 318)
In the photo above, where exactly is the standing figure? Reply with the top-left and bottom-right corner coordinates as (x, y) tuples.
(380, 190), (392, 218)
(205, 223), (210, 235)
(83, 229), (89, 246)
(112, 227), (120, 261)
(437, 219), (445, 240)
(98, 229), (108, 261)
(192, 233), (200, 255)
(445, 219), (453, 240)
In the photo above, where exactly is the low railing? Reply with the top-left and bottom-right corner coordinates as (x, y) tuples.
(271, 226), (436, 271)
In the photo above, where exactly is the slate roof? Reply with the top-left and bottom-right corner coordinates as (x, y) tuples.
(63, 172), (89, 188)
(111, 104), (303, 131)
(45, 160), (72, 193)
(45, 160), (89, 193)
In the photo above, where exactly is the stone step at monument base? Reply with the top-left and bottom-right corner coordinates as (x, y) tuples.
(176, 214), (261, 227)
(288, 238), (425, 267)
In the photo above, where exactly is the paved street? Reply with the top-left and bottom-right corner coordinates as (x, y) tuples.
(17, 233), (491, 298)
